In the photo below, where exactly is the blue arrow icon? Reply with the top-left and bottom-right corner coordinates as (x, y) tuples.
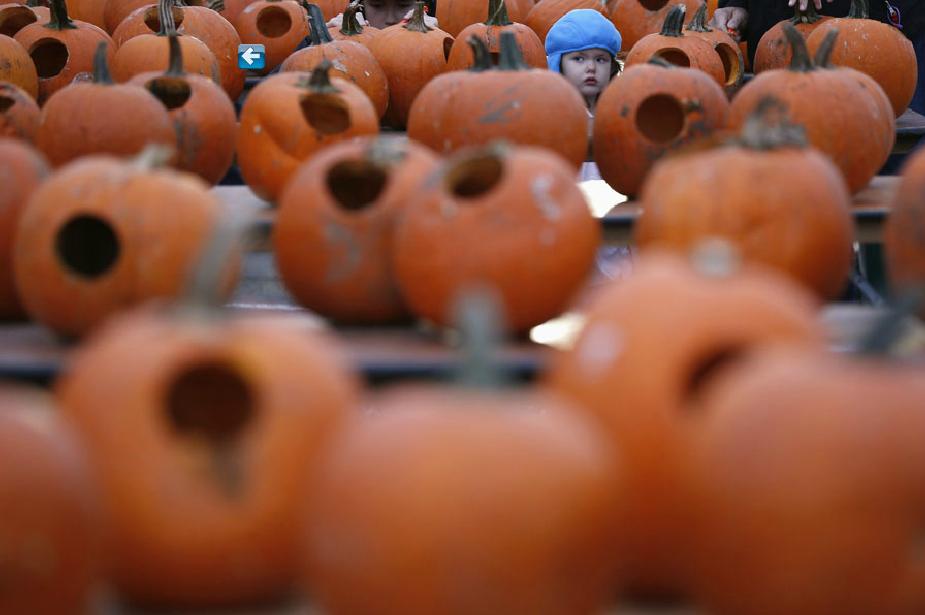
(238, 44), (266, 70)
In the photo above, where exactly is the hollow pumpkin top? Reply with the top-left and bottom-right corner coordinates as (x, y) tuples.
(403, 2), (432, 33)
(685, 3), (711, 33)
(485, 0), (512, 26)
(660, 4), (686, 38)
(45, 0), (77, 30)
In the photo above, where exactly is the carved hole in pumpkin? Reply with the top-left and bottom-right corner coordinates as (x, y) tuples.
(0, 96), (13, 113)
(29, 38), (69, 79)
(257, 5), (292, 38)
(653, 48), (690, 68)
(443, 36), (453, 62)
(639, 0), (669, 10)
(685, 346), (746, 405)
(55, 215), (120, 279)
(301, 94), (350, 134)
(636, 93), (685, 144)
(166, 361), (254, 443)
(143, 6), (185, 32)
(0, 7), (38, 37)
(146, 76), (192, 110)
(445, 151), (503, 199)
(716, 43), (741, 86)
(327, 159), (388, 211)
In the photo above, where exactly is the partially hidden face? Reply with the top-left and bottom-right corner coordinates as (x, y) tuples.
(561, 48), (614, 100)
(363, 0), (417, 28)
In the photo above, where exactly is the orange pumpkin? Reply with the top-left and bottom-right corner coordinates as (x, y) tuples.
(547, 248), (825, 594)
(409, 32), (588, 168)
(329, 0), (379, 47)
(14, 0), (112, 103)
(57, 306), (360, 606)
(0, 139), (47, 319)
(885, 146), (925, 316)
(215, 0), (259, 23)
(368, 2), (453, 128)
(233, 0), (309, 74)
(393, 144), (600, 331)
(592, 58), (729, 197)
(0, 387), (104, 614)
(524, 0), (614, 43)
(683, 1), (742, 87)
(13, 151), (240, 337)
(610, 0), (704, 51)
(625, 4), (724, 86)
(280, 2), (389, 117)
(806, 0), (917, 117)
(103, 0), (209, 33)
(436, 0), (531, 36)
(63, 0), (103, 26)
(129, 34), (237, 184)
(237, 61), (379, 202)
(0, 1), (47, 37)
(275, 137), (439, 324)
(36, 42), (176, 167)
(753, 3), (831, 73)
(444, 0), (545, 70)
(0, 34), (38, 100)
(0, 81), (40, 142)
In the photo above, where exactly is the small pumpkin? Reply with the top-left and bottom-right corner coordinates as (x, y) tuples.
(280, 2), (389, 118)
(0, 1), (48, 37)
(444, 0), (545, 70)
(683, 2), (742, 87)
(329, 0), (379, 47)
(524, 0), (614, 43)
(237, 61), (379, 203)
(610, 0), (704, 51)
(368, 1), (454, 128)
(625, 4), (725, 86)
(885, 146), (925, 317)
(436, 0), (531, 37)
(392, 143), (600, 331)
(0, 82), (40, 142)
(233, 0), (309, 74)
(753, 3), (830, 73)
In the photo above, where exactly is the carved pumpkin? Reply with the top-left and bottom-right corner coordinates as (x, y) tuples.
(36, 42), (175, 167)
(0, 82), (40, 142)
(0, 1), (48, 37)
(806, 0), (917, 117)
(393, 143), (600, 331)
(547, 247), (825, 594)
(444, 0), (545, 70)
(524, 0), (614, 43)
(0, 139), (47, 319)
(592, 58), (728, 197)
(129, 34), (236, 184)
(368, 2), (453, 128)
(610, 0), (704, 51)
(329, 1), (380, 47)
(409, 33), (588, 168)
(436, 0), (531, 36)
(753, 3), (830, 73)
(233, 0), (309, 74)
(729, 25), (894, 193)
(885, 146), (925, 317)
(683, 2), (742, 87)
(280, 3), (389, 117)
(625, 4), (724, 86)
(237, 61), (379, 202)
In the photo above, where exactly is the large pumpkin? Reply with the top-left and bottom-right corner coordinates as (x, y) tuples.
(444, 0), (546, 70)
(436, 0), (532, 36)
(233, 0), (309, 74)
(0, 81), (40, 141)
(885, 146), (925, 316)
(753, 3), (831, 73)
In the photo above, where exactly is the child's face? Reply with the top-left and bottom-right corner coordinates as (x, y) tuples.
(363, 0), (416, 28)
(561, 49), (613, 100)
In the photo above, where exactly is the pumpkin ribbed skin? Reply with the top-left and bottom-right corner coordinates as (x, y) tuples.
(0, 81), (40, 142)
(64, 0), (105, 27)
(753, 7), (831, 73)
(233, 0), (309, 74)
(437, 0), (532, 36)
(885, 147), (925, 317)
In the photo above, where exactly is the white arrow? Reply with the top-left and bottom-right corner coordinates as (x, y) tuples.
(242, 47), (259, 65)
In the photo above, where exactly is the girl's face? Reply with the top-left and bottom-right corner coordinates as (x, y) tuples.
(363, 0), (416, 28)
(561, 48), (613, 102)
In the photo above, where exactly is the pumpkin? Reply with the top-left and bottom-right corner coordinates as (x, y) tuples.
(0, 34), (39, 99)
(753, 3), (830, 73)
(0, 139), (47, 319)
(592, 57), (728, 197)
(444, 0), (545, 70)
(14, 0), (112, 103)
(237, 61), (379, 203)
(610, 0), (705, 51)
(547, 247), (825, 595)
(103, 0), (209, 33)
(437, 0), (531, 36)
(0, 82), (40, 142)
(280, 2), (389, 117)
(683, 1), (742, 87)
(215, 0), (258, 23)
(0, 387), (104, 614)
(63, 0), (103, 26)
(13, 149), (240, 337)
(233, 0), (309, 74)
(885, 146), (925, 316)
(637, 98), (855, 299)
(729, 24), (894, 193)
(275, 136), (438, 324)
(129, 34), (236, 184)
(113, 0), (244, 101)
(307, 0), (342, 20)
(524, 0), (614, 43)
(0, 1), (48, 37)
(392, 143), (600, 331)
(36, 42), (175, 167)
(329, 0), (379, 47)
(408, 33), (588, 168)
(625, 4), (724, 86)
(806, 0), (917, 117)
(112, 0), (221, 84)
(368, 1), (453, 128)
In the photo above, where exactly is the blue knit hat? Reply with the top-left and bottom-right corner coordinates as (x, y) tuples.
(545, 9), (622, 73)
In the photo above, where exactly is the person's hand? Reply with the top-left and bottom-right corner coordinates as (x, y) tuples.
(788, 0), (835, 11)
(326, 10), (368, 29)
(709, 7), (747, 40)
(401, 7), (439, 27)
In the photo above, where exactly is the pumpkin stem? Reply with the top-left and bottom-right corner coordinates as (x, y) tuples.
(857, 286), (925, 355)
(467, 35), (493, 71)
(660, 4), (686, 37)
(685, 2), (711, 32)
(789, 2), (823, 24)
(299, 59), (341, 92)
(158, 0), (177, 36)
(783, 22), (815, 71)
(46, 0), (77, 30)
(497, 30), (528, 70)
(92, 41), (113, 84)
(485, 0), (512, 26)
(340, 1), (365, 36)
(847, 0), (869, 19)
(165, 32), (185, 76)
(812, 27), (838, 67)
(452, 285), (509, 389)
(306, 3), (333, 44)
(403, 2), (432, 32)
(739, 96), (808, 150)
(208, 0), (225, 11)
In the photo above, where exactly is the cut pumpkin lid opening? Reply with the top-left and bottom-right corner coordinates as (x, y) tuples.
(257, 5), (292, 38)
(327, 159), (388, 211)
(30, 37), (69, 79)
(445, 151), (504, 199)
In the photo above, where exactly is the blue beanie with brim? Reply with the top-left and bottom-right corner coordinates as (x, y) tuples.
(545, 9), (622, 73)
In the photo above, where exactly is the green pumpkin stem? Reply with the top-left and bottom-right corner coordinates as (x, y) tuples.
(467, 35), (493, 71)
(660, 4), (686, 37)
(812, 27), (839, 67)
(497, 30), (527, 70)
(782, 22), (815, 71)
(340, 1), (365, 36)
(158, 0), (177, 36)
(739, 96), (808, 150)
(299, 59), (340, 92)
(306, 3), (333, 44)
(485, 0), (512, 26)
(92, 41), (112, 84)
(165, 32), (185, 75)
(847, 0), (869, 19)
(46, 0), (77, 30)
(685, 2), (711, 32)
(403, 2), (432, 32)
